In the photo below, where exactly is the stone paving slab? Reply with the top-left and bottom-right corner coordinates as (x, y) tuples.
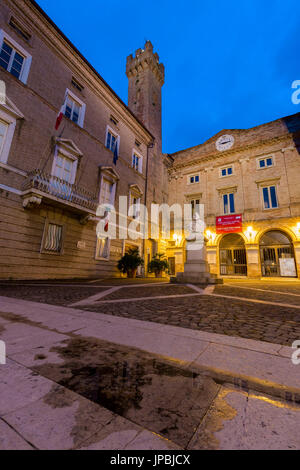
(1, 311), (91, 334)
(0, 322), (68, 355)
(193, 343), (300, 390)
(74, 415), (142, 450)
(75, 415), (181, 450)
(188, 386), (300, 450)
(124, 430), (181, 450)
(0, 359), (55, 416)
(9, 340), (68, 367)
(0, 419), (34, 450)
(75, 323), (209, 363)
(3, 384), (115, 450)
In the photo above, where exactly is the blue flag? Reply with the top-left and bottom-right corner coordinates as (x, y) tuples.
(113, 141), (118, 165)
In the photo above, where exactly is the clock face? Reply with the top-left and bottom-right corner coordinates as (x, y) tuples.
(216, 135), (234, 151)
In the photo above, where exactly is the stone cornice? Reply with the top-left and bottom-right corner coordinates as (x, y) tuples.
(168, 134), (295, 172)
(7, 0), (154, 145)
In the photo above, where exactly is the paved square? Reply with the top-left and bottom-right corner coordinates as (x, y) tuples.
(1, 278), (300, 449)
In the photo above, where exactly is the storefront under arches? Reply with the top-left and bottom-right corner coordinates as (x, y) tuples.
(219, 233), (247, 276)
(259, 230), (297, 277)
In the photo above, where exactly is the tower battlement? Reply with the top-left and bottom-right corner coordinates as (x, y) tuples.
(126, 41), (165, 86)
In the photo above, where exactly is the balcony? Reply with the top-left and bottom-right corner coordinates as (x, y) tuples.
(22, 170), (98, 220)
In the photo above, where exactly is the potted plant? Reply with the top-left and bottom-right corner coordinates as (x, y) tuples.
(117, 248), (144, 278)
(148, 253), (169, 278)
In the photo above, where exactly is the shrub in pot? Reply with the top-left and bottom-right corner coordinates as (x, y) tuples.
(117, 248), (144, 278)
(148, 253), (169, 278)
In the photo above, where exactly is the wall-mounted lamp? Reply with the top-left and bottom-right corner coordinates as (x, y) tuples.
(244, 226), (256, 242)
(205, 230), (216, 244)
(173, 233), (182, 246)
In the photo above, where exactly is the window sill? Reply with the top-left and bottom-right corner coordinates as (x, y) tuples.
(40, 250), (63, 256)
(220, 174), (234, 178)
(95, 256), (110, 262)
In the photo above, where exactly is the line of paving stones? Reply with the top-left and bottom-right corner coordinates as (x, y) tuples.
(81, 295), (300, 346)
(0, 286), (109, 306)
(229, 282), (300, 294)
(214, 285), (300, 306)
(101, 285), (195, 300)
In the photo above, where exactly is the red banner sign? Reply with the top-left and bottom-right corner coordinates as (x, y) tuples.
(216, 214), (243, 234)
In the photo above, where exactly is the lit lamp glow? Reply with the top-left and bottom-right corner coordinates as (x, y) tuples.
(173, 233), (182, 246)
(205, 230), (216, 244)
(245, 226), (256, 241)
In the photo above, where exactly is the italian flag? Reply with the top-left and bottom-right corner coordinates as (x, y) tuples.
(55, 94), (67, 130)
(104, 210), (110, 232)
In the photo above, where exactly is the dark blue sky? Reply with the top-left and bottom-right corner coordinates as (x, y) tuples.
(38, 0), (300, 153)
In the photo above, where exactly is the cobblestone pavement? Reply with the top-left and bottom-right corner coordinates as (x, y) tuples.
(226, 280), (300, 294)
(0, 285), (108, 306)
(1, 279), (300, 346)
(214, 285), (300, 306)
(101, 285), (196, 300)
(82, 295), (300, 346)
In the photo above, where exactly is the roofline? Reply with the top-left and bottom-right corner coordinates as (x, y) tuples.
(27, 0), (154, 141)
(170, 111), (300, 158)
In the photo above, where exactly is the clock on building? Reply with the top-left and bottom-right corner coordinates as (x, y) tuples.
(216, 135), (234, 151)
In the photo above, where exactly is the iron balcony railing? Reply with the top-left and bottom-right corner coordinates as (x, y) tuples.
(22, 170), (98, 212)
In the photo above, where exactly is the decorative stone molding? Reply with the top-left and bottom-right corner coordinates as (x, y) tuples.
(255, 177), (280, 188)
(217, 186), (238, 195)
(23, 195), (42, 209)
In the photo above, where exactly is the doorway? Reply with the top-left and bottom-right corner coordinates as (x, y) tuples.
(260, 230), (296, 277)
(219, 233), (247, 276)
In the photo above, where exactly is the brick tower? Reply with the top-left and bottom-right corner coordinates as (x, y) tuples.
(126, 40), (165, 153)
(126, 41), (168, 269)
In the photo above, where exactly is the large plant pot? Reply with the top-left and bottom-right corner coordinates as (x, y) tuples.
(127, 269), (137, 278)
(154, 271), (163, 278)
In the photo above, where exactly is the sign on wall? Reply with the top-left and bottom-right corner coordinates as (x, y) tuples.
(279, 258), (297, 277)
(216, 214), (243, 234)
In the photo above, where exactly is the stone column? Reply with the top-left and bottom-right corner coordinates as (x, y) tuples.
(292, 241), (300, 279)
(245, 244), (261, 278)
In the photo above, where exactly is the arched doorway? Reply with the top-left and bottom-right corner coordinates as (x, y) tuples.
(219, 233), (247, 276)
(260, 230), (296, 277)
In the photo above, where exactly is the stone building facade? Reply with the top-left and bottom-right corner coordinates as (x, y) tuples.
(0, 0), (167, 279)
(0, 0), (300, 281)
(166, 115), (300, 279)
